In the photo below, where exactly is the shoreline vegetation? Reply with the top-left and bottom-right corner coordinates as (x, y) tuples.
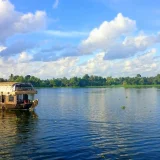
(1, 74), (160, 88)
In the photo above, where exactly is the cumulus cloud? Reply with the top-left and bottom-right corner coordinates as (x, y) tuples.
(32, 30), (160, 62)
(81, 13), (136, 54)
(53, 0), (59, 9)
(104, 33), (160, 60)
(0, 48), (159, 79)
(0, 0), (47, 42)
(0, 7), (159, 79)
(72, 49), (159, 78)
(36, 57), (79, 78)
(0, 56), (79, 79)
(80, 13), (160, 60)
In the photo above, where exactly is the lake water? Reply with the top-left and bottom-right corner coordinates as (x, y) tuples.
(1, 88), (160, 159)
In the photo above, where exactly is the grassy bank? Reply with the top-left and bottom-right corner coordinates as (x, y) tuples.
(122, 84), (160, 88)
(36, 85), (160, 88)
(86, 85), (160, 88)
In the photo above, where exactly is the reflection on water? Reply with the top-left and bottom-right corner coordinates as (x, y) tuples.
(1, 88), (160, 159)
(0, 111), (38, 159)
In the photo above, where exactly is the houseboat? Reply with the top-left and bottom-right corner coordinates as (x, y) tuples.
(0, 82), (38, 110)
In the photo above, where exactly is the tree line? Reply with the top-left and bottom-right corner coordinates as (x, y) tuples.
(0, 74), (160, 87)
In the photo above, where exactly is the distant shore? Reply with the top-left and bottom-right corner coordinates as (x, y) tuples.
(4, 74), (160, 88)
(36, 84), (160, 89)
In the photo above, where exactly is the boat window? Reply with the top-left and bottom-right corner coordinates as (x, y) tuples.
(14, 83), (33, 91)
(17, 94), (34, 103)
(9, 95), (14, 102)
(28, 94), (34, 101)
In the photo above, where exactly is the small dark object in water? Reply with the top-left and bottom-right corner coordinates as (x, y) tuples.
(121, 106), (126, 109)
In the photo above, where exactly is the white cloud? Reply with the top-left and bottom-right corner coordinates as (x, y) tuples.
(18, 52), (33, 63)
(36, 57), (79, 78)
(80, 13), (160, 60)
(104, 33), (160, 59)
(0, 49), (159, 79)
(0, 57), (79, 79)
(73, 49), (159, 77)
(14, 11), (46, 32)
(81, 13), (136, 54)
(53, 0), (59, 9)
(0, 0), (47, 42)
(0, 46), (6, 52)
(0, 7), (159, 79)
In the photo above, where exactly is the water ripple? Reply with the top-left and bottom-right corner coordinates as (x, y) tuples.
(1, 88), (160, 159)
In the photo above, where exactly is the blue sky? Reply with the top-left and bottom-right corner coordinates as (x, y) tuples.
(0, 0), (160, 79)
(10, 0), (160, 31)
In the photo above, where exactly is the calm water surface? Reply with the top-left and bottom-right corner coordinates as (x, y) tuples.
(1, 88), (160, 159)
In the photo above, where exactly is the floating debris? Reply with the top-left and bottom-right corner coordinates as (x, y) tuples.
(121, 106), (126, 109)
(101, 155), (105, 159)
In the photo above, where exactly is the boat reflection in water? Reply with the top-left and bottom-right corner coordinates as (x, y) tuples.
(0, 110), (38, 159)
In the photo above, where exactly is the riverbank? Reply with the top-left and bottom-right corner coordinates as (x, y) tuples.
(36, 84), (160, 88)
(86, 85), (160, 88)
(5, 74), (160, 88)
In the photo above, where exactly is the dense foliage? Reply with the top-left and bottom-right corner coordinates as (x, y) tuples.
(1, 74), (160, 87)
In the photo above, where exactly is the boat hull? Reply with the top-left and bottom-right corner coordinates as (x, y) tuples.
(0, 103), (32, 110)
